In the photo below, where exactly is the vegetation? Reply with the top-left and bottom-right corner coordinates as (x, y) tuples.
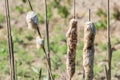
(0, 0), (120, 80)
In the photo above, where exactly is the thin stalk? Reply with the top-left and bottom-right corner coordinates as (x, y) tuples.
(89, 9), (91, 21)
(107, 0), (112, 80)
(73, 0), (75, 19)
(28, 0), (33, 11)
(5, 0), (15, 80)
(45, 0), (53, 80)
(104, 65), (108, 80)
(36, 25), (42, 38)
(83, 9), (91, 80)
(26, 0), (53, 79)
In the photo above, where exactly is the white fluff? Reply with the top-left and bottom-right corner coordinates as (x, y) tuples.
(36, 36), (44, 49)
(26, 11), (38, 29)
(85, 21), (96, 35)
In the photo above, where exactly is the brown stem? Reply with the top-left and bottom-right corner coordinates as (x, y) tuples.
(5, 0), (16, 80)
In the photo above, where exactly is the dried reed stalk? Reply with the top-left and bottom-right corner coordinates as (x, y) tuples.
(26, 0), (53, 80)
(106, 0), (112, 80)
(83, 21), (96, 80)
(66, 19), (77, 80)
(5, 0), (16, 80)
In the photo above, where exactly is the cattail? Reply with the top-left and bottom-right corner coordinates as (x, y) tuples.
(36, 36), (44, 49)
(83, 21), (96, 80)
(26, 11), (38, 30)
(66, 18), (77, 80)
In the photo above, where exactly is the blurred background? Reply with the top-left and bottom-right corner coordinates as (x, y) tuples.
(0, 0), (120, 80)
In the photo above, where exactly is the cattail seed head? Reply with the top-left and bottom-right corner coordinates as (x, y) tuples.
(66, 18), (77, 80)
(26, 11), (38, 30)
(36, 36), (44, 49)
(83, 21), (96, 80)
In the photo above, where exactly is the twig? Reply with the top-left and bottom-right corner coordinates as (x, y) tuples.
(5, 0), (15, 80)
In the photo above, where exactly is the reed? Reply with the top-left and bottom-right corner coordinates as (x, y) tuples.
(66, 18), (77, 80)
(105, 0), (112, 80)
(5, 0), (16, 80)
(83, 21), (96, 80)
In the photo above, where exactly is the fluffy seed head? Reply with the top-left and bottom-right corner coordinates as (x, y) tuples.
(26, 11), (38, 29)
(66, 18), (77, 80)
(36, 36), (44, 49)
(69, 19), (77, 28)
(84, 21), (96, 36)
(83, 21), (96, 80)
(66, 19), (77, 38)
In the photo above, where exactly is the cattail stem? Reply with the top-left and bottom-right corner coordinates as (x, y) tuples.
(83, 22), (96, 80)
(73, 0), (76, 19)
(26, 0), (53, 79)
(27, 0), (33, 11)
(66, 19), (77, 80)
(5, 0), (16, 80)
(45, 0), (53, 80)
(106, 0), (112, 80)
(89, 9), (91, 21)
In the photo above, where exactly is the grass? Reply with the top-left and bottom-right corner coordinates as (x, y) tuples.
(99, 43), (107, 51)
(15, 6), (24, 13)
(0, 25), (118, 79)
(95, 20), (107, 30)
(0, 13), (5, 23)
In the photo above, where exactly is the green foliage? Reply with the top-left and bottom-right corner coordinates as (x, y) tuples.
(96, 8), (107, 30)
(25, 33), (34, 41)
(52, 0), (60, 8)
(15, 6), (24, 13)
(47, 4), (53, 20)
(14, 36), (24, 44)
(52, 54), (61, 70)
(0, 40), (9, 76)
(50, 32), (66, 54)
(52, 73), (59, 80)
(96, 8), (107, 17)
(50, 42), (59, 53)
(38, 14), (45, 24)
(31, 66), (39, 74)
(99, 43), (107, 51)
(0, 13), (5, 23)
(58, 6), (69, 18)
(22, 0), (27, 3)
(0, 41), (7, 54)
(36, 49), (45, 59)
(112, 50), (120, 61)
(94, 65), (103, 75)
(112, 37), (120, 45)
(95, 20), (107, 30)
(49, 0), (69, 18)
